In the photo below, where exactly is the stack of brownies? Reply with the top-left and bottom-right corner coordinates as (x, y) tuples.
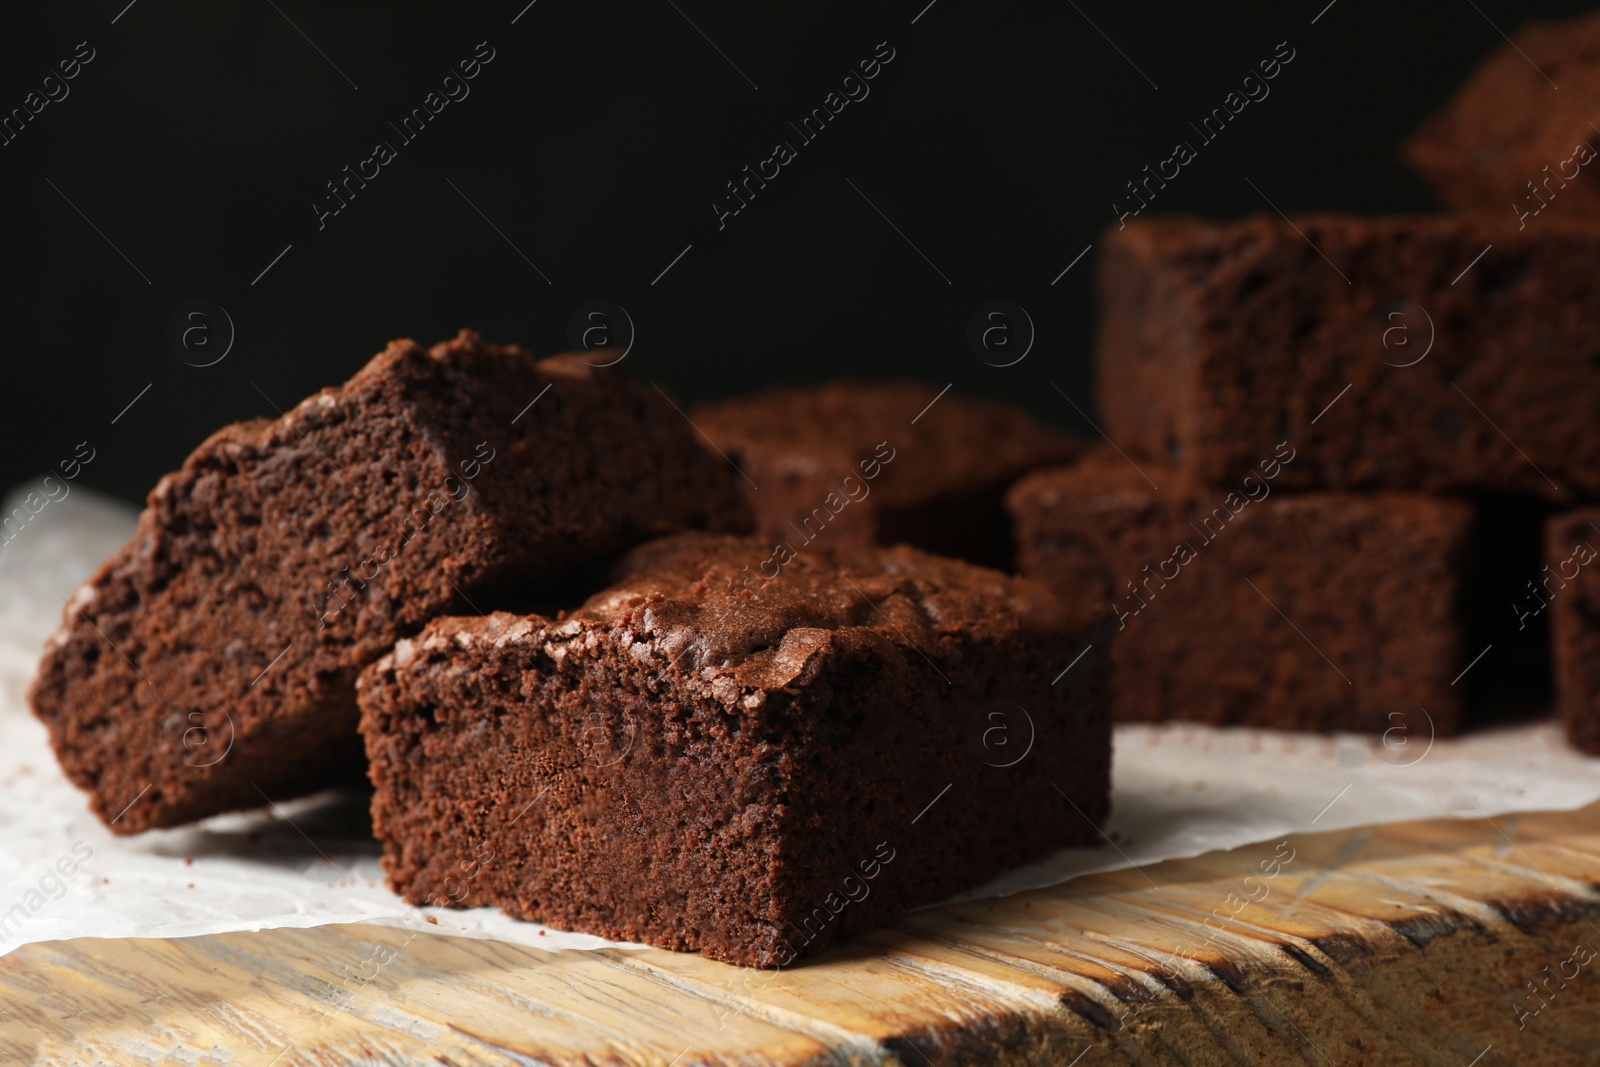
(30, 335), (1112, 966)
(28, 10), (1600, 969)
(1005, 8), (1600, 753)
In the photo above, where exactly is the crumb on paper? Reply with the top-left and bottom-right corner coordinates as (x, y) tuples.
(427, 916), (438, 925)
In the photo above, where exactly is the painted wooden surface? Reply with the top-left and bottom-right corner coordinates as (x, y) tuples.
(5, 801), (1600, 1066)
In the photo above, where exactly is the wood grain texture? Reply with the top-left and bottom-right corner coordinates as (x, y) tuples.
(6, 802), (1600, 1066)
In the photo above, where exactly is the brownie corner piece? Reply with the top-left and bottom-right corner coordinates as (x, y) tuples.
(29, 331), (745, 834)
(357, 532), (1111, 966)
(691, 382), (1078, 569)
(1403, 10), (1600, 217)
(1545, 509), (1600, 754)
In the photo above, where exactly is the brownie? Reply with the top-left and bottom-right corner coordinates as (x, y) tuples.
(1405, 10), (1600, 219)
(1099, 214), (1600, 501)
(357, 531), (1111, 967)
(1008, 449), (1473, 734)
(691, 382), (1079, 570)
(1544, 509), (1600, 754)
(29, 331), (746, 834)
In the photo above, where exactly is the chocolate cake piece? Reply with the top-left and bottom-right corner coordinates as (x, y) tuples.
(691, 383), (1079, 570)
(1544, 510), (1600, 754)
(29, 331), (746, 835)
(1100, 214), (1600, 501)
(357, 531), (1111, 967)
(1404, 10), (1600, 220)
(1008, 450), (1473, 734)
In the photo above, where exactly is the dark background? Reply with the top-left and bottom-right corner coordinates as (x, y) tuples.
(1, 0), (1589, 506)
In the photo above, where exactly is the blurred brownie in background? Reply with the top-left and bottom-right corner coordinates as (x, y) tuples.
(1099, 215), (1600, 501)
(692, 382), (1079, 570)
(1008, 448), (1473, 734)
(358, 531), (1111, 967)
(1545, 509), (1600, 754)
(1405, 10), (1600, 220)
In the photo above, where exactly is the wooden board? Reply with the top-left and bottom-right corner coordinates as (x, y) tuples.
(6, 801), (1600, 1066)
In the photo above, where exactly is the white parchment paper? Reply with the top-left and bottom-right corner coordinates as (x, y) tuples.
(2, 485), (1598, 957)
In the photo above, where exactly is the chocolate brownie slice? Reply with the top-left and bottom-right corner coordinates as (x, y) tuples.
(1405, 10), (1600, 219)
(692, 383), (1078, 569)
(1008, 449), (1472, 734)
(357, 531), (1111, 967)
(1544, 510), (1600, 754)
(1100, 215), (1600, 501)
(30, 331), (746, 834)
